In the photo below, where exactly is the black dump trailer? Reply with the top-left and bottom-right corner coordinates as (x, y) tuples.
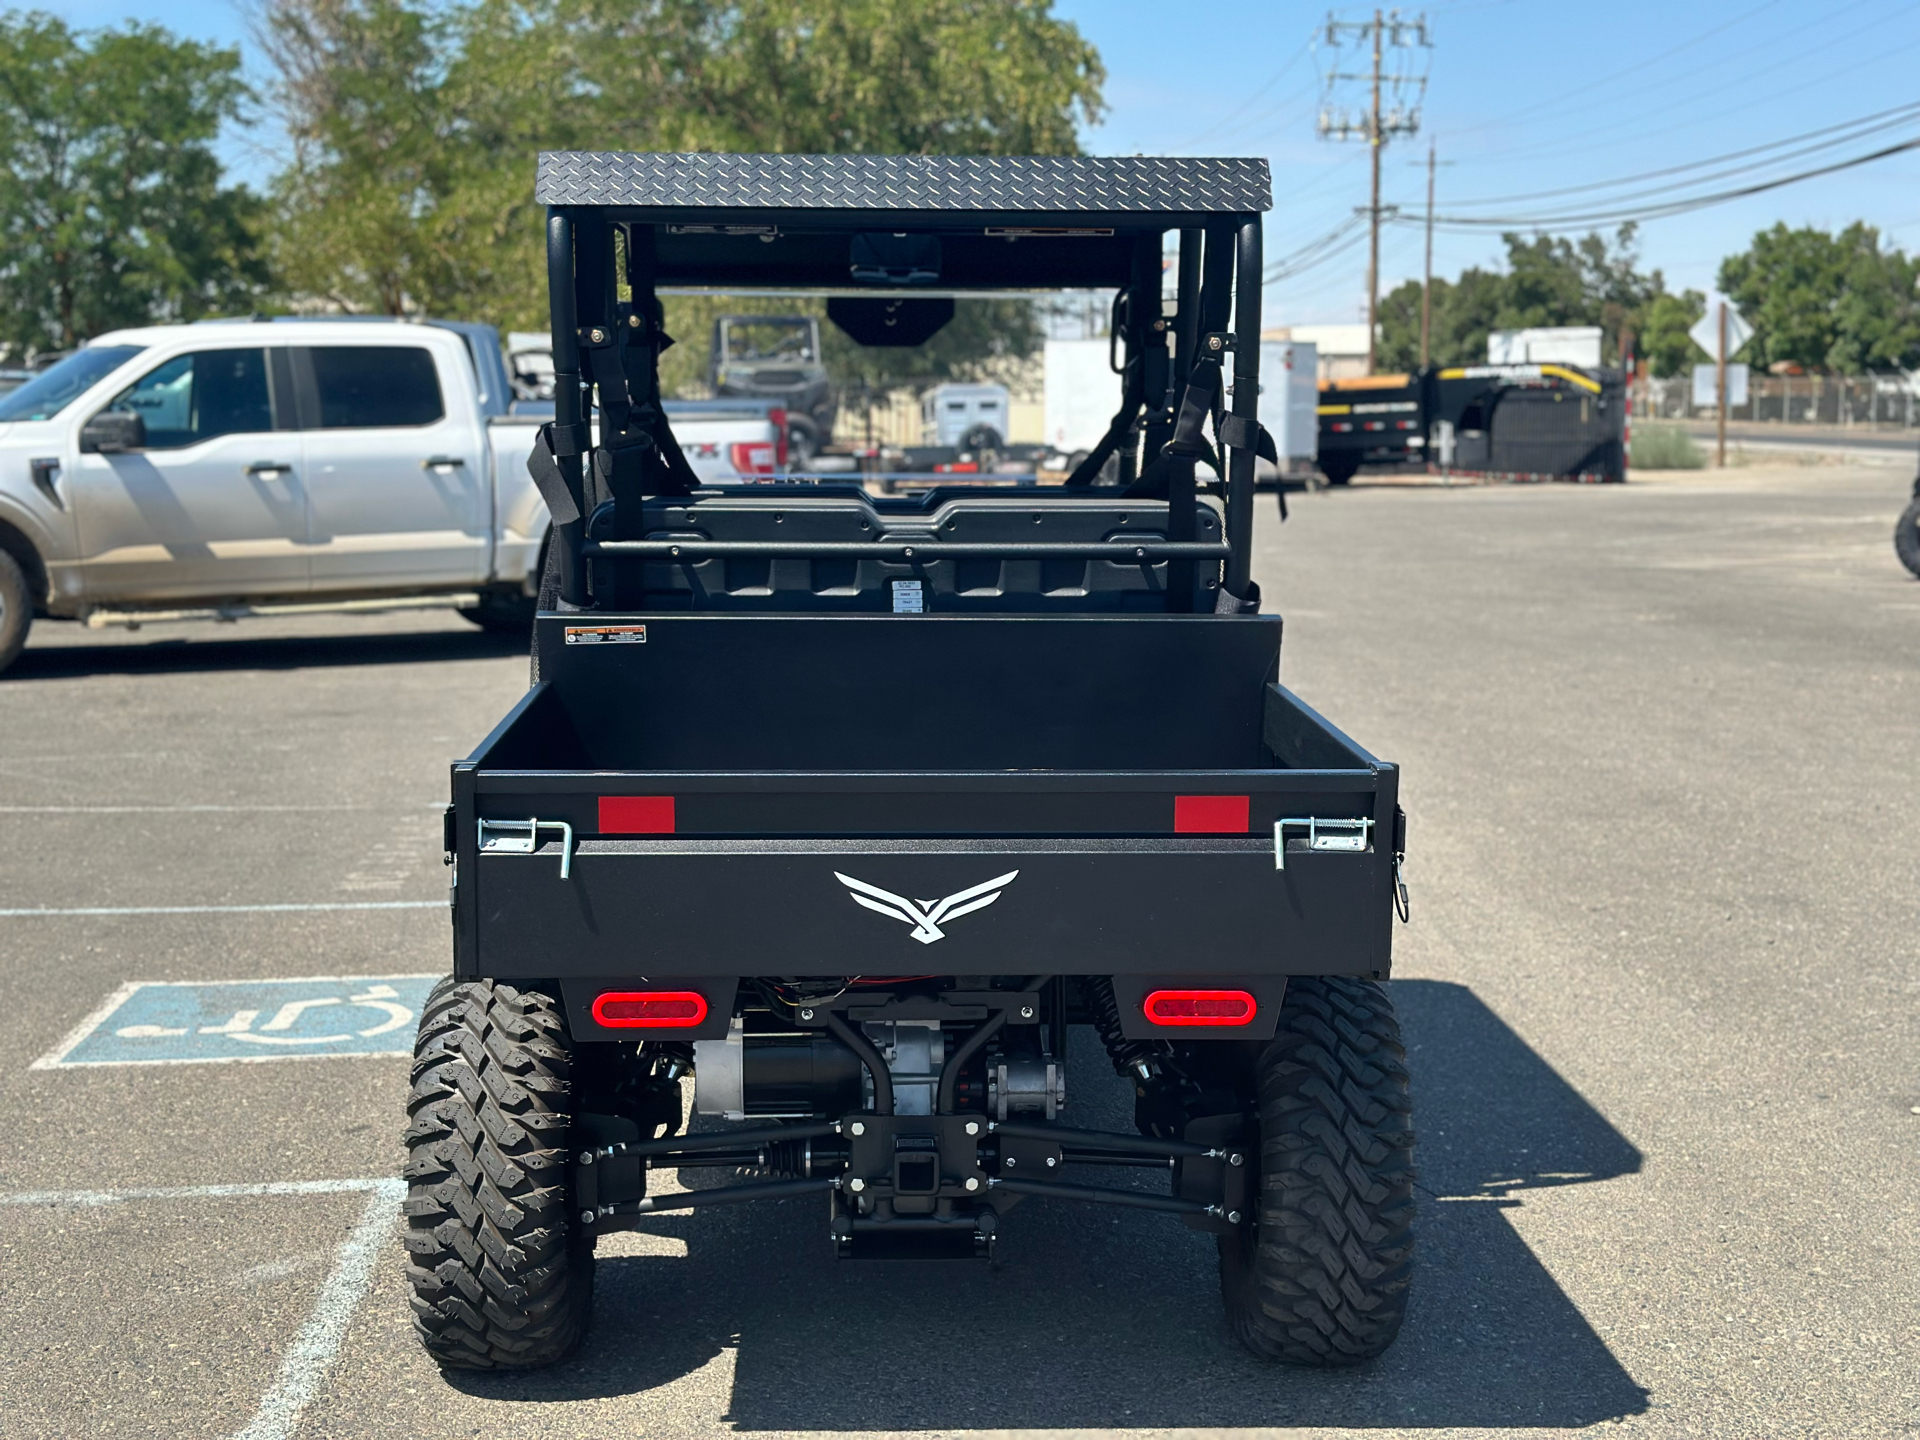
(1317, 362), (1625, 483)
(412, 153), (1414, 1373)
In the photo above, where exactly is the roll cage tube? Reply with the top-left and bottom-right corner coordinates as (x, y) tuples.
(540, 177), (1263, 616)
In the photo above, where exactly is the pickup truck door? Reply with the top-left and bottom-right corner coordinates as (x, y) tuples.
(294, 342), (489, 590)
(66, 345), (309, 602)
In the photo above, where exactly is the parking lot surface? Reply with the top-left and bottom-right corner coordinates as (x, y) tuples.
(1, 456), (1914, 1438)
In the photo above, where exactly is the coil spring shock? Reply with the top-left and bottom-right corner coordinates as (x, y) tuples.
(1086, 976), (1158, 1080)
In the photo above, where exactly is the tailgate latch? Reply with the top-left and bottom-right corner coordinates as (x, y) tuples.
(478, 817), (575, 879)
(1273, 816), (1373, 871)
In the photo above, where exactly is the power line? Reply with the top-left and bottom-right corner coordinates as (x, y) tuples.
(1441, 99), (1920, 209)
(1440, 0), (1788, 139)
(1169, 42), (1313, 151)
(1442, 0), (1906, 176)
(1402, 134), (1920, 231)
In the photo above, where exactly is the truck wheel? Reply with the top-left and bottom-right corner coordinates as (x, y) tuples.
(1219, 975), (1414, 1366)
(458, 589), (536, 635)
(1318, 456), (1358, 487)
(402, 978), (593, 1369)
(1896, 498), (1920, 579)
(0, 548), (32, 677)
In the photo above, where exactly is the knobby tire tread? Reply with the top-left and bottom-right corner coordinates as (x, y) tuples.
(402, 978), (591, 1369)
(0, 549), (30, 676)
(1219, 975), (1415, 1365)
(1896, 498), (1920, 579)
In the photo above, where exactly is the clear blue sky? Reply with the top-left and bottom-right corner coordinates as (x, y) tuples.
(47, 0), (1920, 326)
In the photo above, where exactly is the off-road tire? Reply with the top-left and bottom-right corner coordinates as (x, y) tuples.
(1219, 975), (1414, 1365)
(0, 548), (32, 677)
(402, 978), (592, 1369)
(1896, 498), (1920, 579)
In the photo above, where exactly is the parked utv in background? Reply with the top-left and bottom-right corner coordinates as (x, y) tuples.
(409, 152), (1413, 1376)
(710, 313), (836, 464)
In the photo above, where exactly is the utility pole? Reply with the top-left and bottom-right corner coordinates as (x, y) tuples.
(1420, 138), (1435, 367)
(1317, 10), (1430, 374)
(1367, 10), (1383, 373)
(1717, 301), (1729, 469)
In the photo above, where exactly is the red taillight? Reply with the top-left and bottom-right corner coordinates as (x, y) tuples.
(730, 441), (779, 476)
(1143, 989), (1256, 1026)
(768, 408), (788, 467)
(600, 795), (675, 833)
(1174, 794), (1249, 833)
(933, 461), (980, 474)
(592, 991), (709, 1028)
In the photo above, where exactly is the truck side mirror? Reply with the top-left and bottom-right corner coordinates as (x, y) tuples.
(79, 410), (146, 454)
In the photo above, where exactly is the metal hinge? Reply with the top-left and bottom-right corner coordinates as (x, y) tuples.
(478, 817), (575, 879)
(1274, 816), (1373, 871)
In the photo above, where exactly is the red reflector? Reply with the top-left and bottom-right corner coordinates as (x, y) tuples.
(1144, 989), (1257, 1026)
(599, 795), (675, 833)
(591, 991), (709, 1028)
(1174, 794), (1250, 833)
(729, 441), (778, 475)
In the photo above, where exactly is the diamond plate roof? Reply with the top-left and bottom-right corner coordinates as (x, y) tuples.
(536, 153), (1270, 214)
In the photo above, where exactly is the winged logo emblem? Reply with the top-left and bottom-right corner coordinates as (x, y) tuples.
(833, 869), (1020, 945)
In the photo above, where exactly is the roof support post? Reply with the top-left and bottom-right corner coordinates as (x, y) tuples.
(545, 208), (589, 606)
(1224, 216), (1263, 602)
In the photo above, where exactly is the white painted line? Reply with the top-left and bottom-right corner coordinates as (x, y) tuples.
(0, 1177), (393, 1207)
(44, 1047), (415, 1070)
(28, 980), (143, 1070)
(231, 1180), (406, 1440)
(0, 901), (442, 917)
(0, 805), (376, 814)
(0, 1177), (407, 1440)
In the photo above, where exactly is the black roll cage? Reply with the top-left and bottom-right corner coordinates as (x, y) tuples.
(532, 152), (1271, 614)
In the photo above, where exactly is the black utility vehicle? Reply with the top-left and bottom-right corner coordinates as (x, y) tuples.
(409, 153), (1414, 1374)
(709, 313), (836, 464)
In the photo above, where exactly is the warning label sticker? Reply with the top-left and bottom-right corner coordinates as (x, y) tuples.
(565, 625), (647, 645)
(891, 580), (925, 614)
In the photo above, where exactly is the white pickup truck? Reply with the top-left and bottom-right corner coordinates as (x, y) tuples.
(0, 318), (786, 674)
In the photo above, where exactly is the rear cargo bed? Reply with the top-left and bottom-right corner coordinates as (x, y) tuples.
(452, 613), (1399, 981)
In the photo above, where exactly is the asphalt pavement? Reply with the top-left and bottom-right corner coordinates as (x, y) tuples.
(0, 454), (1914, 1438)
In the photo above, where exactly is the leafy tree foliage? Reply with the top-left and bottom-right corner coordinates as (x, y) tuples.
(1718, 222), (1920, 372)
(0, 13), (266, 355)
(1636, 289), (1705, 379)
(1376, 226), (1673, 373)
(260, 0), (1103, 354)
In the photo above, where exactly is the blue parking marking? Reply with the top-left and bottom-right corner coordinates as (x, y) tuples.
(32, 974), (441, 1069)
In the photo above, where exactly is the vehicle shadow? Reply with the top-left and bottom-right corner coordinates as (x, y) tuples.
(6, 626), (526, 679)
(443, 980), (1650, 1428)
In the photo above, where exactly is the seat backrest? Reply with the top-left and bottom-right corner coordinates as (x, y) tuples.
(593, 490), (1222, 612)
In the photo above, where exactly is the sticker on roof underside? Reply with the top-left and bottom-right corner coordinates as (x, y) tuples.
(565, 625), (647, 644)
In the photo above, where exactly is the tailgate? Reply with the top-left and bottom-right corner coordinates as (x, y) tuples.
(451, 684), (1401, 981)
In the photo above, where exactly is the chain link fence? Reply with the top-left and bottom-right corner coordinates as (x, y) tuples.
(1633, 373), (1919, 428)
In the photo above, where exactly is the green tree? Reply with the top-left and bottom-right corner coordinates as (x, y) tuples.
(0, 12), (265, 355)
(259, 0), (1103, 340)
(1376, 225), (1668, 373)
(1637, 289), (1704, 377)
(1376, 266), (1506, 371)
(1719, 222), (1920, 372)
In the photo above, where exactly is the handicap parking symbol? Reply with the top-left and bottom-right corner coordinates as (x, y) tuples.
(34, 974), (441, 1068)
